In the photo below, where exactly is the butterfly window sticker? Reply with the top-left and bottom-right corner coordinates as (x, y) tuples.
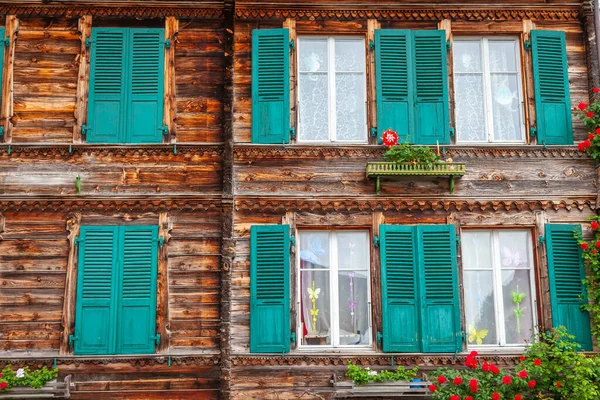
(468, 324), (489, 345)
(307, 280), (321, 334)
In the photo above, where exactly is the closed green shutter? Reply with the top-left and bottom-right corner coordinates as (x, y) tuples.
(418, 225), (461, 353)
(250, 225), (290, 353)
(380, 225), (420, 352)
(375, 30), (413, 142)
(412, 31), (449, 145)
(531, 31), (573, 145)
(87, 28), (127, 143)
(251, 29), (290, 144)
(0, 28), (6, 115)
(116, 226), (159, 354)
(74, 226), (119, 355)
(126, 29), (165, 144)
(545, 224), (592, 350)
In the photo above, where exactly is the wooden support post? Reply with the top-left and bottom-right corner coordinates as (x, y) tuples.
(371, 211), (384, 350)
(164, 17), (179, 143)
(522, 20), (535, 144)
(1, 15), (18, 143)
(534, 211), (551, 331)
(282, 211), (297, 348)
(156, 212), (172, 353)
(73, 15), (92, 144)
(60, 213), (81, 355)
(367, 19), (380, 145)
(283, 18), (296, 142)
(439, 19), (454, 141)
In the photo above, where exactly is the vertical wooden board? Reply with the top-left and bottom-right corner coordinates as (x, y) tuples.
(164, 17), (178, 143)
(522, 20), (535, 144)
(157, 212), (172, 353)
(73, 15), (91, 143)
(367, 19), (380, 145)
(439, 19), (454, 141)
(283, 19), (296, 143)
(1, 15), (18, 143)
(60, 213), (81, 355)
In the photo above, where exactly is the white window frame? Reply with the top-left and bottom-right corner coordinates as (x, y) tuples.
(296, 230), (372, 349)
(453, 37), (526, 144)
(297, 36), (368, 144)
(461, 229), (538, 350)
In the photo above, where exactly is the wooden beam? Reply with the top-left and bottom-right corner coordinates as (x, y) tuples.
(283, 18), (296, 143)
(157, 211), (172, 353)
(367, 19), (380, 145)
(164, 16), (179, 143)
(534, 211), (551, 331)
(439, 19), (454, 143)
(73, 15), (92, 144)
(60, 213), (81, 355)
(1, 15), (18, 143)
(282, 211), (297, 349)
(522, 20), (535, 144)
(371, 211), (384, 350)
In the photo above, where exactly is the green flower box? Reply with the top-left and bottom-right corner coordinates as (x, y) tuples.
(366, 162), (466, 195)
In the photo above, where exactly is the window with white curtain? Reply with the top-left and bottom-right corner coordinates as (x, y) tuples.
(297, 231), (371, 348)
(461, 230), (537, 348)
(453, 38), (525, 143)
(297, 37), (367, 142)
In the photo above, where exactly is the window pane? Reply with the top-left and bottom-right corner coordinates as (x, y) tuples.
(337, 232), (368, 270)
(502, 269), (534, 345)
(299, 73), (329, 141)
(300, 270), (331, 346)
(462, 231), (493, 269)
(464, 270), (498, 345)
(488, 40), (518, 73)
(454, 41), (482, 73)
(299, 39), (328, 72)
(455, 74), (486, 142)
(498, 230), (531, 269)
(335, 74), (365, 141)
(335, 39), (365, 72)
(491, 74), (523, 141)
(338, 270), (370, 345)
(299, 232), (330, 269)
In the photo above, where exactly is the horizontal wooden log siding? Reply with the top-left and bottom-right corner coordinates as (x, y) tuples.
(0, 210), (222, 354)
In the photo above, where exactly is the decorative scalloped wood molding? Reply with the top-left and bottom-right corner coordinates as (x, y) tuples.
(235, 7), (580, 22)
(0, 145), (223, 158)
(235, 198), (596, 212)
(0, 6), (223, 19)
(0, 355), (221, 368)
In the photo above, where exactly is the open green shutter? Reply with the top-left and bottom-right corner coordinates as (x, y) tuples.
(74, 226), (119, 355)
(251, 29), (290, 144)
(375, 30), (413, 142)
(532, 31), (573, 145)
(87, 28), (127, 143)
(545, 224), (592, 350)
(116, 226), (158, 354)
(126, 29), (165, 144)
(412, 31), (449, 145)
(0, 28), (5, 115)
(418, 225), (461, 353)
(250, 225), (290, 353)
(380, 225), (420, 352)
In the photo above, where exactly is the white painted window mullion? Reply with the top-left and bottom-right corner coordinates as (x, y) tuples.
(328, 38), (337, 142)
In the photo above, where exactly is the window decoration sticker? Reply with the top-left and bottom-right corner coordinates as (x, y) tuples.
(512, 286), (527, 334)
(468, 324), (489, 345)
(307, 280), (321, 335)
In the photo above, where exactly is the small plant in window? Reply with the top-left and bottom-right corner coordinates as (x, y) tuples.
(575, 88), (600, 161)
(511, 286), (526, 334)
(0, 366), (58, 392)
(467, 324), (489, 345)
(381, 129), (443, 169)
(307, 280), (321, 334)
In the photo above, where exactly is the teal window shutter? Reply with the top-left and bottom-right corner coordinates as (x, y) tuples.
(380, 225), (420, 352)
(251, 29), (290, 144)
(418, 225), (461, 353)
(0, 28), (6, 115)
(250, 225), (290, 353)
(74, 226), (119, 355)
(126, 29), (165, 144)
(375, 30), (413, 142)
(87, 28), (128, 144)
(116, 226), (159, 354)
(531, 31), (573, 145)
(412, 31), (449, 145)
(545, 224), (592, 350)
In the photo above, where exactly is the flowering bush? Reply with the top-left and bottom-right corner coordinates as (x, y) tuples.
(575, 88), (600, 160)
(381, 129), (441, 169)
(575, 215), (600, 340)
(0, 366), (58, 391)
(345, 361), (418, 385)
(428, 328), (600, 400)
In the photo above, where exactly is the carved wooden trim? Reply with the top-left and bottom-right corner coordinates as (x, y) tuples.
(0, 213), (4, 237)
(60, 213), (81, 356)
(0, 145), (223, 158)
(0, 355), (221, 368)
(235, 8), (580, 22)
(156, 212), (172, 353)
(0, 6), (223, 19)
(164, 17), (179, 144)
(235, 198), (596, 213)
(74, 16), (92, 144)
(1, 16), (18, 143)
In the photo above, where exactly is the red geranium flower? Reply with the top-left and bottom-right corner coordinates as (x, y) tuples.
(528, 380), (537, 389)
(517, 370), (528, 379)
(579, 142), (587, 151)
(450, 395), (460, 400)
(587, 112), (595, 118)
(579, 102), (589, 110)
(556, 382), (562, 388)
(581, 243), (589, 250)
(0, 382), (6, 389)
(470, 350), (478, 357)
(437, 375), (447, 384)
(592, 221), (599, 230)
(469, 379), (478, 393)
(596, 127), (600, 134)
(490, 364), (500, 374)
(502, 376), (512, 385)
(534, 358), (542, 366)
(429, 384), (437, 393)
(492, 392), (501, 400)
(515, 395), (523, 400)
(454, 376), (463, 385)
(482, 362), (490, 372)
(595, 241), (600, 248)
(594, 87), (600, 93)
(465, 397), (473, 400)
(519, 355), (525, 361)
(381, 129), (399, 148)
(584, 139), (592, 148)
(593, 250), (598, 254)
(589, 133), (596, 141)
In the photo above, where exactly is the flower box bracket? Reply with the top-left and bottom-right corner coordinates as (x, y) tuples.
(366, 162), (466, 195)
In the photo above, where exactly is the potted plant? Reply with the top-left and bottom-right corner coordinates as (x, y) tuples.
(0, 366), (70, 399)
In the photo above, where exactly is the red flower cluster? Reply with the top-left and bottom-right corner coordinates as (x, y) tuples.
(581, 242), (589, 250)
(449, 395), (460, 400)
(465, 351), (478, 369)
(517, 370), (528, 379)
(592, 221), (599, 230)
(453, 376), (463, 385)
(492, 393), (501, 400)
(528, 380), (537, 389)
(502, 375), (512, 385)
(469, 378), (478, 393)
(534, 358), (542, 366)
(437, 375), (447, 384)
(0, 382), (6, 389)
(515, 395), (523, 400)
(381, 128), (399, 148)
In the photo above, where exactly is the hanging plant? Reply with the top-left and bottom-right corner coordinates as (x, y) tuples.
(575, 88), (600, 160)
(574, 216), (600, 341)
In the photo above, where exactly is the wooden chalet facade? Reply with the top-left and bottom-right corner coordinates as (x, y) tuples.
(0, 0), (598, 399)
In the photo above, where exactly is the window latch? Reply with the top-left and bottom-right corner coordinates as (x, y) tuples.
(74, 236), (84, 247)
(538, 235), (545, 245)
(289, 40), (295, 51)
(164, 39), (171, 49)
(446, 41), (451, 50)
(290, 236), (296, 247)
(524, 41), (532, 51)
(373, 235), (380, 248)
(370, 127), (378, 138)
(530, 126), (537, 137)
(85, 38), (94, 48)
(290, 126), (296, 139)
(81, 125), (90, 135)
(2, 38), (9, 47)
(449, 127), (455, 137)
(161, 125), (169, 136)
(154, 236), (165, 247)
(290, 332), (296, 343)
(68, 334), (78, 346)
(369, 40), (375, 51)
(0, 126), (4, 137)
(151, 333), (161, 345)
(376, 331), (383, 344)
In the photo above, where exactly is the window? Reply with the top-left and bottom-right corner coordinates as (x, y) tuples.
(453, 38), (525, 143)
(461, 230), (536, 348)
(87, 28), (165, 144)
(73, 225), (159, 355)
(297, 37), (367, 143)
(297, 231), (371, 347)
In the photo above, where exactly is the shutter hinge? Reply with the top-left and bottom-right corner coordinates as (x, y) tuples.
(370, 127), (378, 137)
(2, 38), (9, 47)
(155, 236), (165, 247)
(289, 40), (295, 50)
(164, 39), (171, 49)
(530, 126), (537, 137)
(369, 40), (375, 51)
(446, 41), (451, 50)
(456, 236), (461, 246)
(290, 126), (296, 139)
(290, 236), (296, 247)
(449, 127), (455, 137)
(161, 125), (169, 136)
(68, 334), (78, 346)
(85, 38), (94, 48)
(81, 125), (90, 135)
(74, 236), (84, 247)
(524, 41), (532, 51)
(151, 333), (161, 345)
(376, 331), (383, 344)
(0, 126), (4, 137)
(539, 235), (545, 245)
(373, 235), (380, 248)
(290, 332), (296, 343)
